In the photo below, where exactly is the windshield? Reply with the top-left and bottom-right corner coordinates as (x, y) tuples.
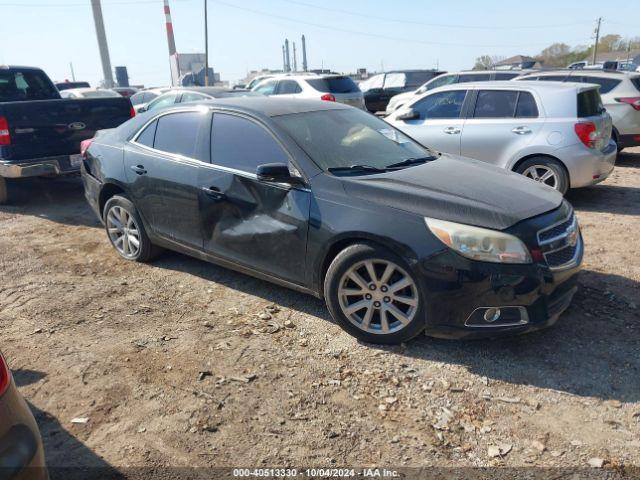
(274, 108), (432, 173)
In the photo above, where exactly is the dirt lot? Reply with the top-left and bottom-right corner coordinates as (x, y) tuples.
(1, 149), (639, 478)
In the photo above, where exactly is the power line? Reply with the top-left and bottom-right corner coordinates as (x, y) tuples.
(278, 0), (594, 31)
(210, 0), (588, 49)
(0, 0), (191, 6)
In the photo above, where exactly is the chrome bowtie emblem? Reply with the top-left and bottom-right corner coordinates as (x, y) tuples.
(68, 122), (86, 131)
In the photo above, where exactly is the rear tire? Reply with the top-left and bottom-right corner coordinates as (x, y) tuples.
(324, 242), (425, 345)
(515, 157), (569, 195)
(103, 195), (161, 262)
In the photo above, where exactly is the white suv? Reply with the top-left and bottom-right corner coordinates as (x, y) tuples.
(385, 81), (616, 194)
(516, 70), (640, 150)
(252, 74), (365, 109)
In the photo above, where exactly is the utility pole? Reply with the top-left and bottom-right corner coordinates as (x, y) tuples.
(204, 0), (209, 86)
(90, 0), (114, 88)
(292, 42), (298, 72)
(69, 62), (76, 82)
(301, 35), (308, 72)
(592, 17), (602, 66)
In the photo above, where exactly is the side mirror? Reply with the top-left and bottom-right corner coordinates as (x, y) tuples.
(256, 163), (304, 185)
(137, 105), (147, 113)
(396, 108), (420, 121)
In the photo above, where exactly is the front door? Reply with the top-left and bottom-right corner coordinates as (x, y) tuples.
(124, 110), (209, 247)
(199, 112), (310, 285)
(396, 89), (468, 155)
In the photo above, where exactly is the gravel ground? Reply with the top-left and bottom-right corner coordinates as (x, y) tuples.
(1, 149), (639, 479)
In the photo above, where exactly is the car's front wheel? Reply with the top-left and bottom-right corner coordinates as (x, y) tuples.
(103, 195), (160, 262)
(324, 243), (425, 344)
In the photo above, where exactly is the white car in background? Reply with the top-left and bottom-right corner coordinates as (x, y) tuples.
(385, 70), (531, 114)
(516, 70), (640, 150)
(59, 88), (121, 99)
(130, 87), (171, 113)
(251, 74), (365, 109)
(385, 81), (616, 194)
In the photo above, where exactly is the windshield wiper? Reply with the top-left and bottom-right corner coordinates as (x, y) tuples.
(385, 156), (434, 169)
(327, 164), (387, 174)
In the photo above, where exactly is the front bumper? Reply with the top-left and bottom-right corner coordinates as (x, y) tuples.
(0, 155), (80, 179)
(559, 140), (617, 188)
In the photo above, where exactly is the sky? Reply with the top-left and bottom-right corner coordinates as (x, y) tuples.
(0, 0), (637, 87)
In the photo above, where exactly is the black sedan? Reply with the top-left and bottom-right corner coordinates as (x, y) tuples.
(0, 352), (47, 480)
(81, 98), (582, 344)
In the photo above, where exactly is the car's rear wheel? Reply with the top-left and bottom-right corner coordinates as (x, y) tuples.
(103, 195), (160, 262)
(0, 177), (8, 205)
(516, 157), (569, 194)
(324, 243), (425, 344)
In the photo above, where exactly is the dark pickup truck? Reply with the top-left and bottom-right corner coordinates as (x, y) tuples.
(0, 65), (134, 204)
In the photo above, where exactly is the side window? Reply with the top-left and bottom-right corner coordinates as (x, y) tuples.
(474, 90), (518, 118)
(424, 74), (456, 91)
(147, 92), (179, 111)
(458, 73), (491, 83)
(153, 112), (204, 158)
(578, 76), (621, 94)
(515, 91), (539, 118)
(413, 90), (467, 119)
(276, 80), (302, 94)
(254, 80), (277, 95)
(211, 113), (289, 173)
(383, 73), (406, 89)
(180, 92), (208, 103)
(537, 75), (568, 82)
(135, 119), (158, 147)
(494, 72), (520, 80)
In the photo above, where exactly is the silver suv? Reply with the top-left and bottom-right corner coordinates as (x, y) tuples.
(516, 70), (640, 150)
(385, 81), (616, 193)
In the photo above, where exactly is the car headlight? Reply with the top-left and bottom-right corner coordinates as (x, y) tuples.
(425, 217), (532, 264)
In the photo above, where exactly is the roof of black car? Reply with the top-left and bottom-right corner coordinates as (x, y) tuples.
(199, 96), (350, 117)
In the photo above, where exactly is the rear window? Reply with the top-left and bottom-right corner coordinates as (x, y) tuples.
(577, 89), (604, 117)
(153, 112), (204, 158)
(306, 77), (360, 93)
(578, 76), (621, 94)
(0, 69), (59, 101)
(631, 77), (640, 92)
(494, 72), (520, 80)
(459, 73), (491, 83)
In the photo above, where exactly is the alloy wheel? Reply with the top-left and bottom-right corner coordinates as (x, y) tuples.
(106, 206), (141, 258)
(522, 165), (558, 190)
(337, 259), (419, 335)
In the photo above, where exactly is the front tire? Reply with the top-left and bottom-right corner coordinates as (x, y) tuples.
(103, 195), (160, 262)
(324, 243), (425, 344)
(515, 157), (569, 194)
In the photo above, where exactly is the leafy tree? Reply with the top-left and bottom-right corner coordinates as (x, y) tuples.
(473, 55), (503, 70)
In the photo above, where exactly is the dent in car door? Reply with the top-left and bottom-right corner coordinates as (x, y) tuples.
(199, 113), (310, 285)
(399, 90), (468, 155)
(460, 90), (544, 168)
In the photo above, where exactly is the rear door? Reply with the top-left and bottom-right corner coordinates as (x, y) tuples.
(273, 79), (303, 99)
(198, 112), (310, 284)
(460, 89), (544, 167)
(397, 89), (468, 154)
(124, 109), (210, 247)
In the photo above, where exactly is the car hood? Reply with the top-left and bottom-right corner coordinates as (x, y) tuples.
(341, 155), (563, 230)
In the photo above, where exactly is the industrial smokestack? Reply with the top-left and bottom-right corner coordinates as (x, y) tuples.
(282, 45), (286, 72)
(292, 42), (298, 72)
(90, 0), (114, 88)
(301, 35), (308, 72)
(284, 39), (291, 72)
(164, 0), (177, 56)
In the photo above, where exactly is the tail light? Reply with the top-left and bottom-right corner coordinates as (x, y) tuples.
(574, 122), (598, 148)
(615, 97), (640, 111)
(0, 352), (10, 397)
(320, 93), (336, 102)
(129, 105), (136, 118)
(0, 116), (11, 146)
(80, 138), (94, 159)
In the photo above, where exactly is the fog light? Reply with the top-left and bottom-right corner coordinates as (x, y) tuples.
(484, 308), (501, 323)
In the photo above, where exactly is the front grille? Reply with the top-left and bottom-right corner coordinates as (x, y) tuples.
(538, 216), (574, 243)
(545, 243), (579, 267)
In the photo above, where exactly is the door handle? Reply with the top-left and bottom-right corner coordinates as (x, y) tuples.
(201, 186), (226, 200)
(130, 165), (147, 175)
(512, 126), (532, 135)
(443, 127), (461, 135)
